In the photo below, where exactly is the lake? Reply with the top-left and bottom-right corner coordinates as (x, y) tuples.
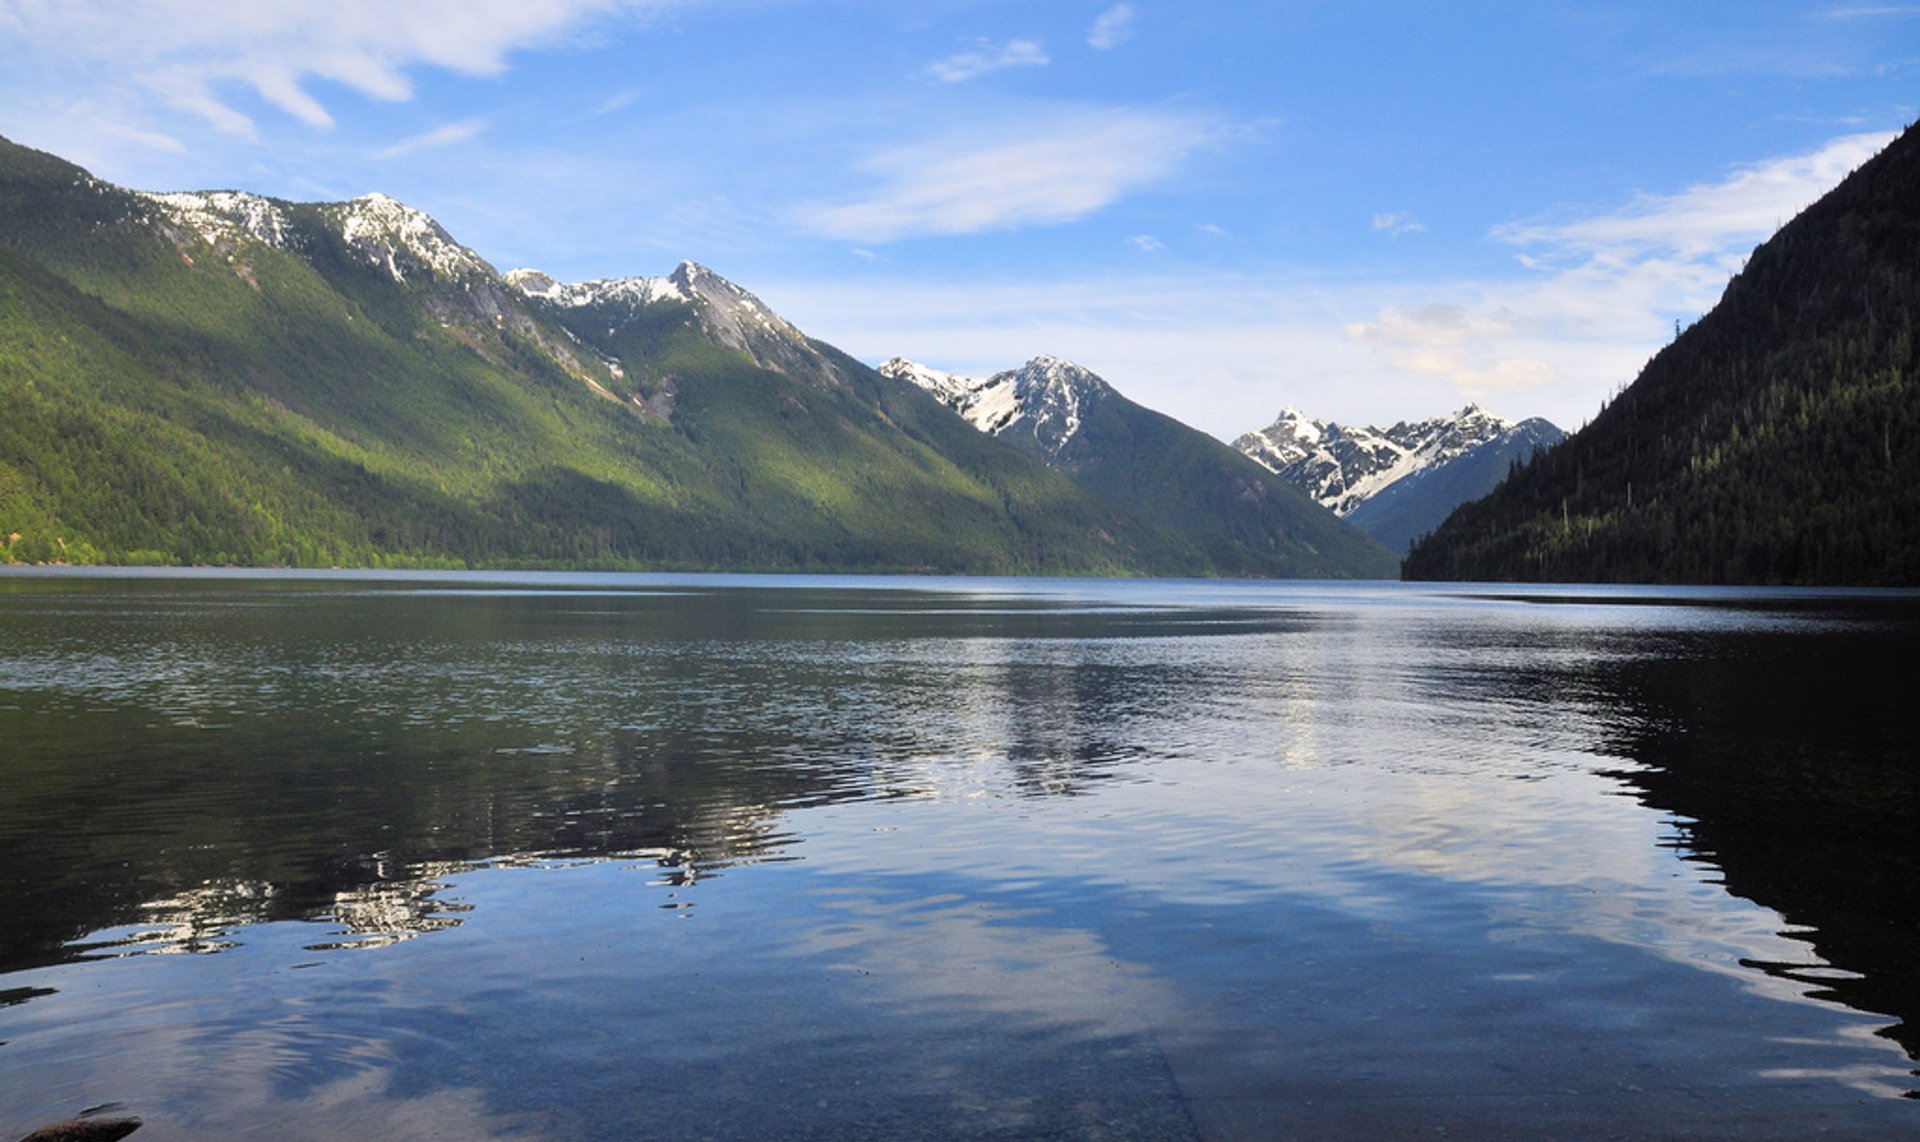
(0, 570), (1915, 1139)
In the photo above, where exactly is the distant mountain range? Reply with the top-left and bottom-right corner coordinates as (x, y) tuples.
(1232, 406), (1564, 555)
(880, 357), (1396, 576)
(1405, 119), (1920, 585)
(36, 111), (1907, 587)
(0, 133), (1393, 577)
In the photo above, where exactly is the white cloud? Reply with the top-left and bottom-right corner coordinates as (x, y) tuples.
(1371, 211), (1425, 236)
(1128, 234), (1164, 252)
(755, 271), (1446, 439)
(594, 89), (642, 116)
(1493, 130), (1892, 259)
(1088, 4), (1138, 50)
(1343, 304), (1553, 397)
(0, 0), (674, 137)
(1821, 5), (1920, 18)
(1343, 129), (1897, 412)
(374, 117), (489, 160)
(800, 107), (1220, 242)
(773, 128), (1900, 436)
(924, 39), (1049, 84)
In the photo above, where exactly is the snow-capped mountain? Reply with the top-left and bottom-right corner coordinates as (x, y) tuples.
(878, 354), (1399, 576)
(1235, 405), (1555, 515)
(140, 189), (496, 284)
(510, 262), (851, 386)
(1235, 405), (1564, 553)
(140, 190), (297, 250)
(879, 355), (1112, 460)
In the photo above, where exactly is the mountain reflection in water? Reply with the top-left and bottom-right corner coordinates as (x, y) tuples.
(0, 572), (1915, 1139)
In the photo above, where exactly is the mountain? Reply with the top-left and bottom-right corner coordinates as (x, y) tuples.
(880, 356), (1399, 578)
(0, 133), (1393, 577)
(1234, 406), (1564, 554)
(1404, 121), (1920, 585)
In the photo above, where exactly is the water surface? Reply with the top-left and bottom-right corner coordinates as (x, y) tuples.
(1, 571), (1915, 1139)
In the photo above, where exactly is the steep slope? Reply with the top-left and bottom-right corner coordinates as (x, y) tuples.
(1235, 406), (1563, 553)
(0, 133), (1234, 575)
(881, 357), (1399, 578)
(1404, 121), (1920, 585)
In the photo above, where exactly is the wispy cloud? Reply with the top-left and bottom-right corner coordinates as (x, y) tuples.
(1371, 211), (1425, 236)
(1821, 5), (1920, 17)
(0, 0), (674, 137)
(1088, 4), (1138, 51)
(594, 89), (642, 116)
(375, 116), (489, 160)
(1346, 130), (1896, 407)
(800, 107), (1220, 242)
(1646, 43), (1865, 80)
(776, 128), (1903, 435)
(925, 39), (1049, 83)
(1128, 234), (1164, 252)
(1345, 304), (1552, 396)
(1492, 130), (1891, 258)
(758, 270), (1410, 438)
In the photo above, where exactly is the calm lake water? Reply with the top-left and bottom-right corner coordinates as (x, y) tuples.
(1, 570), (1916, 1140)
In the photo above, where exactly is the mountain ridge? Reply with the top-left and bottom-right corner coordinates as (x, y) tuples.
(1233, 404), (1564, 554)
(0, 133), (1393, 578)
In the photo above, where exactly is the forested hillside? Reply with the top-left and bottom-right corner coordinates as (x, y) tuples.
(0, 135), (1389, 576)
(1404, 120), (1920, 585)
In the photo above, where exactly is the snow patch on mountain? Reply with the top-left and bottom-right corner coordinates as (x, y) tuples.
(667, 261), (812, 352)
(1235, 404), (1547, 515)
(324, 193), (495, 284)
(502, 267), (691, 308)
(510, 262), (849, 387)
(139, 188), (495, 285)
(140, 190), (295, 249)
(881, 354), (1111, 459)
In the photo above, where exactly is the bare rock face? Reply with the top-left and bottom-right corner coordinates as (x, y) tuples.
(880, 355), (1113, 461)
(1234, 404), (1561, 517)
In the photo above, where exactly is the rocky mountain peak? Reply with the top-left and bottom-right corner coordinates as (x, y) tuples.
(1236, 403), (1554, 517)
(666, 261), (808, 349)
(884, 354), (1111, 459)
(502, 268), (688, 309)
(509, 261), (847, 388)
(325, 192), (495, 285)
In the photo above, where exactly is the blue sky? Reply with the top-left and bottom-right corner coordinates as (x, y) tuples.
(1, 1), (1914, 438)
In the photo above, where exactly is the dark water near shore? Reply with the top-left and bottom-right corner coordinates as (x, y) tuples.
(1, 570), (1916, 1139)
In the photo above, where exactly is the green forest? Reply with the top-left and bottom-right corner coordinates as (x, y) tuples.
(1404, 120), (1920, 585)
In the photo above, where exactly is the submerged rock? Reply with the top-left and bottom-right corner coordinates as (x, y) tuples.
(18, 1115), (142, 1141)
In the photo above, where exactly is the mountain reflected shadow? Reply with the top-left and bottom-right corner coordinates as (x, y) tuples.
(1582, 613), (1920, 1066)
(0, 579), (1248, 973)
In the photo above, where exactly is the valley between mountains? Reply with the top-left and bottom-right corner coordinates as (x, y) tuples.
(5, 117), (1917, 583)
(0, 132), (1450, 578)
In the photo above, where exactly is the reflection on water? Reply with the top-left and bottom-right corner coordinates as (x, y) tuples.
(0, 571), (1916, 1138)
